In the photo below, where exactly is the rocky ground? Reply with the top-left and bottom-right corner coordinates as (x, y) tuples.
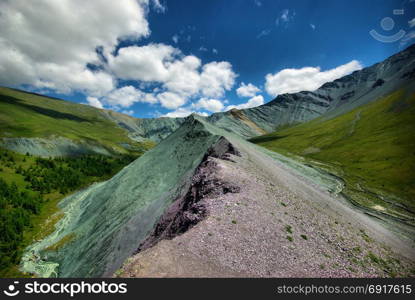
(115, 140), (415, 278)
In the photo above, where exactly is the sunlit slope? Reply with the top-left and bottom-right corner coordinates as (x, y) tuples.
(251, 88), (415, 222)
(0, 87), (152, 155)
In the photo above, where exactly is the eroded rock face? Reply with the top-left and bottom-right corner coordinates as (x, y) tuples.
(116, 128), (415, 278)
(20, 116), (239, 278)
(137, 137), (241, 253)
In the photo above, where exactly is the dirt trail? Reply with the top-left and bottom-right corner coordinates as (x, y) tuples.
(116, 140), (415, 278)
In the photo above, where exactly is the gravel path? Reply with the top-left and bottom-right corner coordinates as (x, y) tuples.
(116, 140), (415, 278)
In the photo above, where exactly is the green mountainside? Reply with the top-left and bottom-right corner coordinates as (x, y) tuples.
(0, 87), (154, 156)
(251, 87), (415, 227)
(0, 149), (139, 277)
(0, 88), (155, 276)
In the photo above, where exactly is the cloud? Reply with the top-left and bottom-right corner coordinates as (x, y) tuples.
(409, 18), (415, 28)
(310, 23), (316, 30)
(265, 60), (363, 96)
(151, 0), (166, 13)
(109, 44), (236, 109)
(86, 96), (103, 109)
(0, 0), (238, 115)
(163, 107), (208, 118)
(92, 85), (158, 109)
(227, 95), (264, 110)
(193, 98), (224, 112)
(158, 92), (186, 109)
(400, 31), (415, 47)
(236, 82), (261, 98)
(257, 29), (271, 39)
(275, 9), (295, 27)
(109, 44), (178, 82)
(199, 61), (237, 98)
(172, 34), (179, 44)
(162, 55), (203, 98)
(104, 86), (143, 108)
(0, 0), (150, 97)
(212, 48), (218, 54)
(254, 0), (262, 7)
(199, 46), (208, 51)
(121, 109), (135, 116)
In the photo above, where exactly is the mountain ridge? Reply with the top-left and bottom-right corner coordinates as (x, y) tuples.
(1, 44), (414, 151)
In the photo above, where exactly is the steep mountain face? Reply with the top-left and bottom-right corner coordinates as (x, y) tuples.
(205, 44), (415, 138)
(21, 116), (236, 277)
(100, 110), (185, 142)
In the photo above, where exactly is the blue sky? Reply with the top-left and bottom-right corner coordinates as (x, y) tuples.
(1, 0), (414, 118)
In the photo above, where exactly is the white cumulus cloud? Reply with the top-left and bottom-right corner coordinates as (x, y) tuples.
(193, 98), (224, 112)
(265, 60), (363, 96)
(121, 109), (135, 116)
(236, 82), (261, 98)
(0, 0), (150, 97)
(96, 85), (158, 109)
(158, 92), (186, 109)
(86, 96), (103, 109)
(109, 44), (236, 109)
(227, 95), (264, 110)
(199, 61), (237, 98)
(104, 86), (143, 108)
(0, 0), (238, 115)
(163, 107), (208, 118)
(109, 44), (178, 82)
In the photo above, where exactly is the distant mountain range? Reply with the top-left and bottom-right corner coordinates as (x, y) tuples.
(108, 43), (415, 141)
(1, 45), (414, 154)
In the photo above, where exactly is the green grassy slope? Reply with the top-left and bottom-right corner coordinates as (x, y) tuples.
(0, 87), (156, 277)
(251, 89), (415, 222)
(0, 87), (153, 154)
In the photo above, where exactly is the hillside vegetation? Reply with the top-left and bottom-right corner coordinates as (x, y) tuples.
(0, 148), (141, 277)
(251, 89), (415, 222)
(0, 87), (153, 155)
(0, 87), (157, 277)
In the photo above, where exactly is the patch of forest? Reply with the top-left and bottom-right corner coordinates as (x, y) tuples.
(0, 149), (141, 277)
